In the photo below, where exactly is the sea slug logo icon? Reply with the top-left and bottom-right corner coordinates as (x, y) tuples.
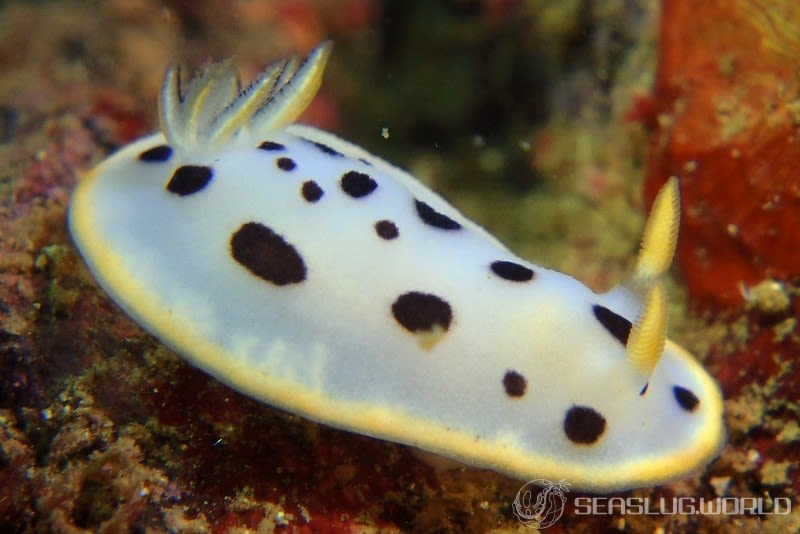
(512, 479), (571, 529)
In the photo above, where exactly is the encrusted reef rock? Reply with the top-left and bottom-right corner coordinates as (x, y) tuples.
(644, 0), (800, 307)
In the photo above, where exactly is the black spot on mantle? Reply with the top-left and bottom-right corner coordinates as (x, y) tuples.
(138, 145), (173, 162)
(258, 141), (285, 151)
(300, 137), (343, 157)
(673, 385), (699, 412)
(391, 291), (452, 333)
(166, 165), (213, 196)
(592, 305), (632, 347)
(276, 157), (297, 171)
(301, 180), (324, 203)
(564, 405), (606, 445)
(491, 260), (534, 282)
(503, 370), (527, 398)
(341, 171), (377, 198)
(230, 222), (306, 286)
(414, 199), (461, 231)
(375, 220), (399, 240)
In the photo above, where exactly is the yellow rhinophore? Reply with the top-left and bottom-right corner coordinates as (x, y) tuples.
(633, 176), (680, 287)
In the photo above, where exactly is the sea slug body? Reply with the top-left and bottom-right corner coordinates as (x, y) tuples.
(69, 42), (725, 492)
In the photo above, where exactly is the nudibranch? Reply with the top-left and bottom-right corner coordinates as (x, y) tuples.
(69, 42), (725, 492)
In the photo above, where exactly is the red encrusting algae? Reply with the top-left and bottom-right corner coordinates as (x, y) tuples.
(644, 0), (800, 308)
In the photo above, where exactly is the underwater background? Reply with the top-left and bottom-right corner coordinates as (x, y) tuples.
(0, 0), (798, 532)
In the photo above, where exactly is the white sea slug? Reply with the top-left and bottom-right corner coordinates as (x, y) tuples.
(69, 42), (725, 492)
